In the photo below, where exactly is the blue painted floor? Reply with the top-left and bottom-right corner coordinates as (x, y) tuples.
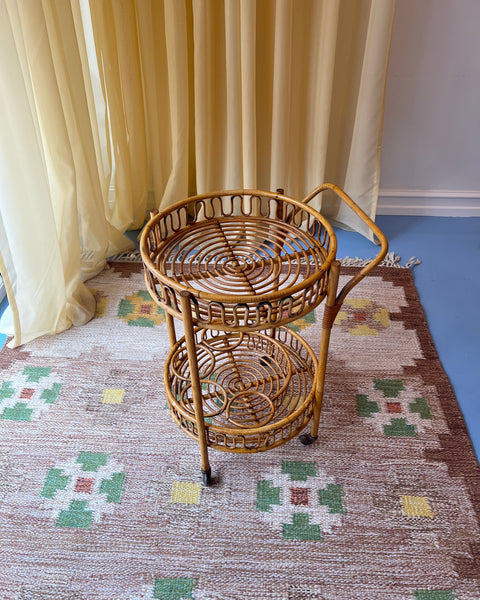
(1, 216), (478, 462)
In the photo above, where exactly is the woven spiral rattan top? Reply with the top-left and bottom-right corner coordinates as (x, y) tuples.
(140, 190), (337, 330)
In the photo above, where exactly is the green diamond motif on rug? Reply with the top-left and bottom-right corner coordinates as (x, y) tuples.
(118, 291), (166, 327)
(99, 472), (126, 503)
(23, 366), (53, 382)
(355, 377), (436, 437)
(374, 378), (405, 397)
(153, 578), (195, 600)
(40, 452), (126, 529)
(287, 310), (316, 332)
(409, 397), (433, 419)
(57, 500), (94, 529)
(318, 483), (345, 514)
(356, 394), (380, 417)
(256, 461), (345, 541)
(129, 577), (197, 600)
(0, 381), (15, 400)
(414, 591), (457, 600)
(76, 451), (109, 472)
(282, 513), (323, 541)
(0, 366), (62, 421)
(1, 402), (34, 421)
(41, 468), (70, 499)
(256, 480), (281, 512)
(281, 460), (317, 481)
(384, 417), (417, 437)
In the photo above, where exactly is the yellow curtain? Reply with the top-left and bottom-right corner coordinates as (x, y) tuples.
(90, 0), (395, 229)
(0, 0), (139, 347)
(0, 0), (395, 348)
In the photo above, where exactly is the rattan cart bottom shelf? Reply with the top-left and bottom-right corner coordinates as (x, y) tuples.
(164, 327), (318, 452)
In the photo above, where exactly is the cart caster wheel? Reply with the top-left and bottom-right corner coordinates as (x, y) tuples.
(202, 468), (212, 486)
(259, 355), (274, 368)
(299, 433), (318, 446)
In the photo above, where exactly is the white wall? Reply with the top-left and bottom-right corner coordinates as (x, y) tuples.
(378, 0), (480, 216)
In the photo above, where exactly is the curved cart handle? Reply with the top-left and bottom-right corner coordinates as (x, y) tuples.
(303, 183), (388, 307)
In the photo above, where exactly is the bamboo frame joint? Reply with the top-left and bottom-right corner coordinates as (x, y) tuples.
(322, 303), (342, 330)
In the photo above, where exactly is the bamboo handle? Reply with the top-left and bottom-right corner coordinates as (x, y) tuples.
(302, 183), (388, 306)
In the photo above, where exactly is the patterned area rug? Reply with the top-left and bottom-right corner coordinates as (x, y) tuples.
(0, 263), (479, 600)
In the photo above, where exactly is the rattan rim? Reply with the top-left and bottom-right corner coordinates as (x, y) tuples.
(140, 189), (337, 306)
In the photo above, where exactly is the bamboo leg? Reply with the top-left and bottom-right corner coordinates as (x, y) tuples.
(268, 190), (285, 339)
(179, 291), (212, 484)
(300, 260), (341, 445)
(165, 311), (177, 347)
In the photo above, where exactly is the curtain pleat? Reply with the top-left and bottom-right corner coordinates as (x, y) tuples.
(161, 0), (192, 206)
(0, 0), (395, 347)
(88, 0), (148, 230)
(238, 0), (257, 188)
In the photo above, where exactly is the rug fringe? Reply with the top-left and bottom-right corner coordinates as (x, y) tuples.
(108, 249), (142, 262)
(340, 252), (421, 269)
(107, 249), (421, 269)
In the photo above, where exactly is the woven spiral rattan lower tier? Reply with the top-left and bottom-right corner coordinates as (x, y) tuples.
(164, 327), (318, 452)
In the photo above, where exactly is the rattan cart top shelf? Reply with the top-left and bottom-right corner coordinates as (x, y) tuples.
(141, 189), (338, 332)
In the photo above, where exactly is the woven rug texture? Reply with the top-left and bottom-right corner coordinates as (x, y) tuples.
(0, 263), (479, 600)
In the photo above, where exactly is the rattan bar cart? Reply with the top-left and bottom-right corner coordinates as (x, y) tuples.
(140, 184), (388, 485)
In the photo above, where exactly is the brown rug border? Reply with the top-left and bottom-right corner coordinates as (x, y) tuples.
(342, 266), (480, 570)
